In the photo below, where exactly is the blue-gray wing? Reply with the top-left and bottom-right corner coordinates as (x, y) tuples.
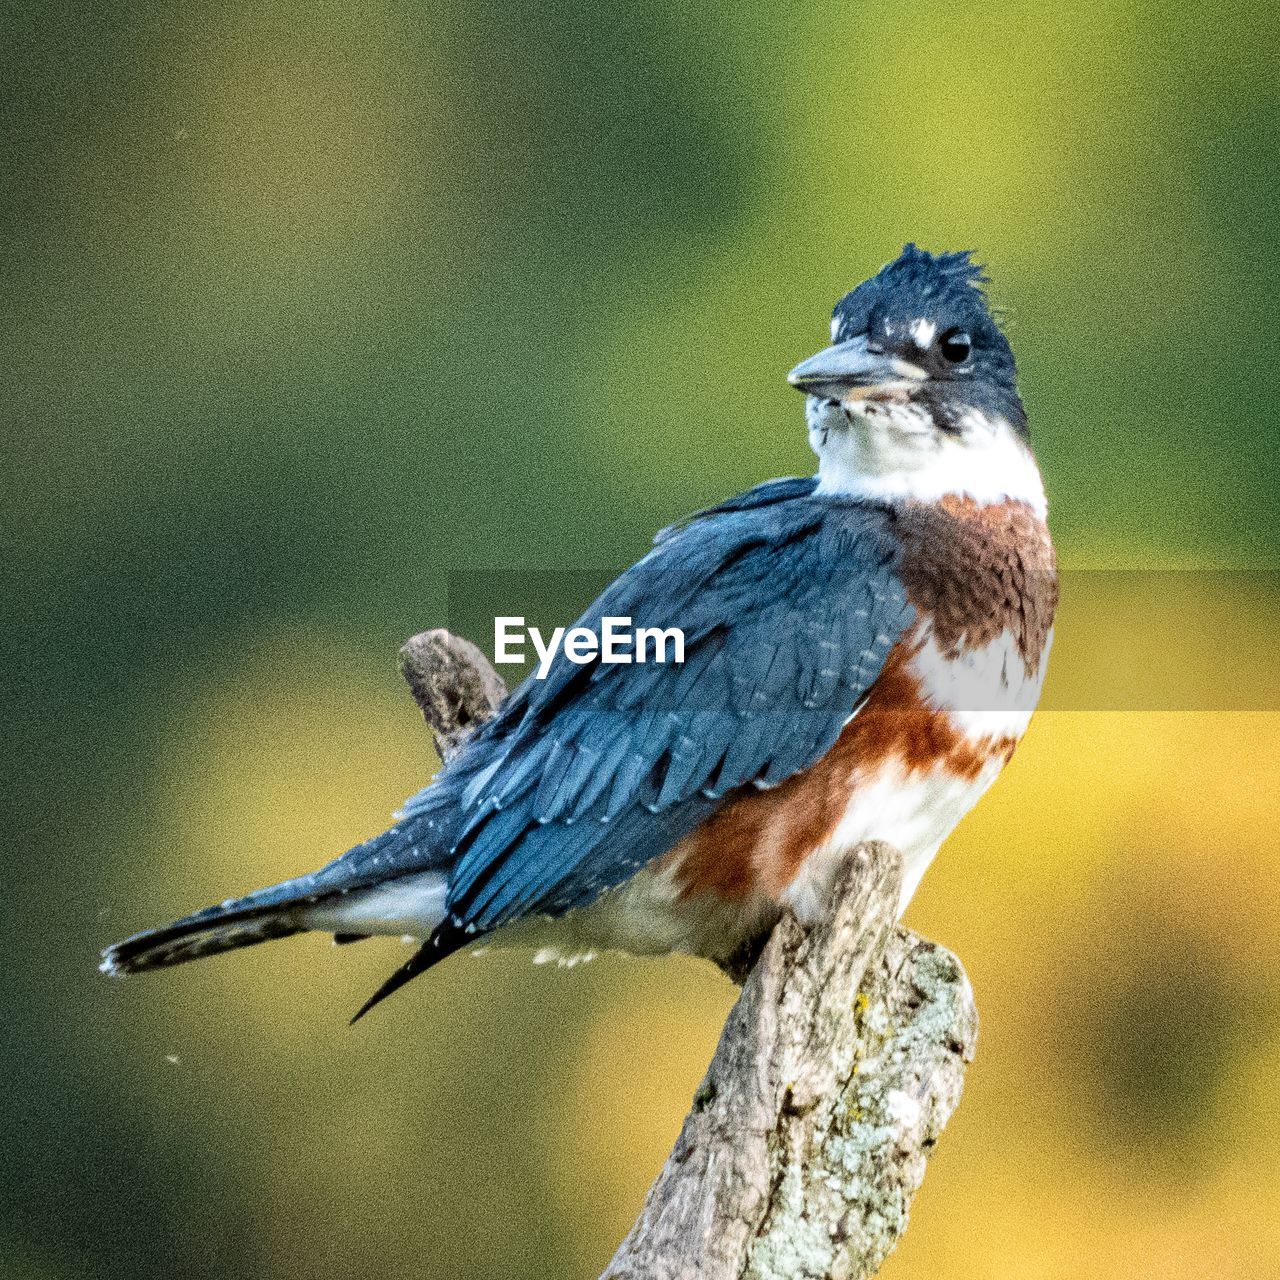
(400, 484), (913, 934)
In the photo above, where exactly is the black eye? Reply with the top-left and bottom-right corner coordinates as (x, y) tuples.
(939, 328), (972, 363)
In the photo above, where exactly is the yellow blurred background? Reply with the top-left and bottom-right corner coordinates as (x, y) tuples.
(5, 0), (1279, 1276)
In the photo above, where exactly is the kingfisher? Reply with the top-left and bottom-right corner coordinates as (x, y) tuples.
(102, 245), (1057, 1021)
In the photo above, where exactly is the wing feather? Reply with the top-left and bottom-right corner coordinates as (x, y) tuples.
(438, 489), (911, 930)
(300, 482), (912, 938)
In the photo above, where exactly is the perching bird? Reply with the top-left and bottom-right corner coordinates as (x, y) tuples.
(102, 245), (1057, 1022)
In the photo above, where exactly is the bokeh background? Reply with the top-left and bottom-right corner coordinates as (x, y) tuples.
(5, 1), (1280, 1276)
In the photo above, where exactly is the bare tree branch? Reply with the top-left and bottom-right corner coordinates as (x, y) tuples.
(399, 629), (978, 1280)
(400, 628), (507, 762)
(604, 847), (976, 1280)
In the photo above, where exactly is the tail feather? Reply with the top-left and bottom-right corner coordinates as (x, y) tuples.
(101, 816), (455, 979)
(102, 894), (476, 1024)
(100, 894), (318, 976)
(348, 921), (471, 1024)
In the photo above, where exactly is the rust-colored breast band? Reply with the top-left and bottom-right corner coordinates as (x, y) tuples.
(664, 639), (1018, 903)
(893, 495), (1057, 674)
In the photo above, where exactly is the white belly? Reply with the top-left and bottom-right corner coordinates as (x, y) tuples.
(913, 625), (1052, 739)
(782, 755), (1006, 925)
(493, 864), (779, 968)
(784, 623), (1050, 923)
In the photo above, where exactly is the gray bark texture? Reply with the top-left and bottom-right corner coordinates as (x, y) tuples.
(399, 629), (979, 1280)
(399, 628), (508, 762)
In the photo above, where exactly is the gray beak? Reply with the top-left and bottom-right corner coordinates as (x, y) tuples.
(786, 334), (905, 398)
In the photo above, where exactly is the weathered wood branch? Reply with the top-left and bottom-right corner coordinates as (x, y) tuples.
(399, 628), (508, 762)
(399, 629), (978, 1280)
(603, 854), (976, 1280)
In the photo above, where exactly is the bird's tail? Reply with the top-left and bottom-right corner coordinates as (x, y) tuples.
(99, 875), (332, 976)
(100, 818), (453, 978)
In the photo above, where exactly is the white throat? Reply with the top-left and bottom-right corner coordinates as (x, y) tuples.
(808, 396), (1047, 517)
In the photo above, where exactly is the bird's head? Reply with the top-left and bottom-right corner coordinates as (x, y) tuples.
(789, 245), (1043, 512)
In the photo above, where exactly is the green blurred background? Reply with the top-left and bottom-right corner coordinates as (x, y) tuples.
(5, 0), (1280, 1276)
